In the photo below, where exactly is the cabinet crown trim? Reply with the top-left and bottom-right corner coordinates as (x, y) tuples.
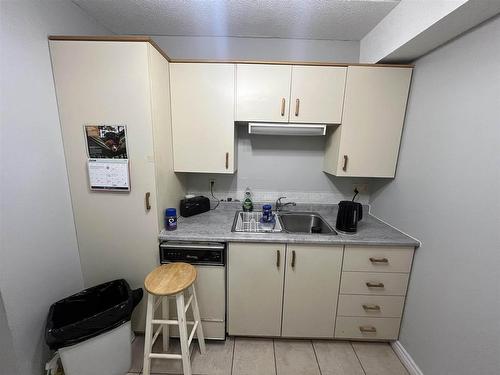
(47, 36), (414, 68)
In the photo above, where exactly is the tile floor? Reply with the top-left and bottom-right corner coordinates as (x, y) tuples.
(127, 335), (409, 375)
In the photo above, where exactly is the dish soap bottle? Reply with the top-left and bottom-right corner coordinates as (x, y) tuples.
(242, 187), (253, 212)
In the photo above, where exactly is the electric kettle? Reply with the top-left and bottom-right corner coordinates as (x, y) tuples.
(336, 200), (363, 233)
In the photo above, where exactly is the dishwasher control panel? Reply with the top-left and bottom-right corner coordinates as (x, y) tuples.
(159, 241), (225, 266)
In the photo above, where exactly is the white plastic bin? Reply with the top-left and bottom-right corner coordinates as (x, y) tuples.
(59, 321), (132, 375)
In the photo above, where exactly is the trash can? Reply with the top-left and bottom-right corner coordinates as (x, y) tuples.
(45, 279), (143, 375)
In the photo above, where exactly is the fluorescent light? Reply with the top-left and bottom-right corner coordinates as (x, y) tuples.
(248, 123), (326, 136)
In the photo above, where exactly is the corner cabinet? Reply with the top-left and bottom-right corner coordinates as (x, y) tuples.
(236, 64), (346, 124)
(170, 63), (236, 173)
(227, 242), (343, 338)
(324, 66), (412, 178)
(49, 41), (185, 330)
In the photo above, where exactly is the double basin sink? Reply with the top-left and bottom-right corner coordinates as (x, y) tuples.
(232, 211), (337, 235)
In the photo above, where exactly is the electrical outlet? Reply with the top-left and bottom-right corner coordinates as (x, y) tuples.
(353, 183), (369, 194)
(209, 179), (216, 190)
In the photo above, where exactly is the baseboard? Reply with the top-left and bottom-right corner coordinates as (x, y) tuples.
(391, 341), (424, 375)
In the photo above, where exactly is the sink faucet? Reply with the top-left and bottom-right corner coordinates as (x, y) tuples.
(275, 196), (296, 212)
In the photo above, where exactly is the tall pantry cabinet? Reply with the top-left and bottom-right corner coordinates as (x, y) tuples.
(50, 40), (185, 330)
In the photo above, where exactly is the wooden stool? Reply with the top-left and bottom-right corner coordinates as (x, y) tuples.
(143, 263), (206, 375)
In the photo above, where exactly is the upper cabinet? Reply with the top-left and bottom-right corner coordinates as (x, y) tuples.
(170, 63), (236, 173)
(324, 66), (412, 178)
(236, 64), (292, 122)
(236, 64), (346, 124)
(289, 66), (346, 124)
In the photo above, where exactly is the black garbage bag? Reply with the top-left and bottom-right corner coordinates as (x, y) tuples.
(45, 279), (143, 350)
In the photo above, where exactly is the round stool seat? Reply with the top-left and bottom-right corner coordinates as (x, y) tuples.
(144, 263), (197, 296)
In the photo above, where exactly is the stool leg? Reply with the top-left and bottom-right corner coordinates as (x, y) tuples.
(176, 292), (192, 375)
(162, 296), (169, 351)
(143, 293), (154, 375)
(189, 285), (206, 354)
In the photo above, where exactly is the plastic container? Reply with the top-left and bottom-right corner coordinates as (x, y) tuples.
(58, 321), (132, 375)
(261, 204), (273, 223)
(165, 208), (177, 230)
(45, 279), (142, 375)
(45, 279), (142, 350)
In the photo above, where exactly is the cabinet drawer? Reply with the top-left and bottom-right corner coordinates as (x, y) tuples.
(343, 246), (414, 273)
(335, 317), (401, 340)
(337, 295), (405, 318)
(340, 272), (409, 296)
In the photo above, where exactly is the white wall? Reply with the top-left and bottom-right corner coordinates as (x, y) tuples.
(0, 1), (110, 374)
(0, 293), (18, 375)
(359, 0), (468, 63)
(154, 35), (359, 62)
(186, 126), (370, 203)
(369, 16), (500, 375)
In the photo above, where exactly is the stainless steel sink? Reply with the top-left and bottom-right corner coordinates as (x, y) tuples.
(279, 212), (337, 235)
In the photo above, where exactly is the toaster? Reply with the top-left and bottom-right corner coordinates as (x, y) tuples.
(179, 196), (211, 217)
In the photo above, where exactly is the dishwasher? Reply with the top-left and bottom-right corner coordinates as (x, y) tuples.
(159, 241), (226, 340)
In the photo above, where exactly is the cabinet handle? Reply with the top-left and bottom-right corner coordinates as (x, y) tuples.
(281, 98), (286, 116)
(225, 152), (229, 169)
(291, 250), (296, 268)
(366, 282), (385, 288)
(145, 192), (151, 211)
(369, 257), (389, 264)
(359, 326), (377, 333)
(362, 304), (381, 311)
(295, 98), (300, 116)
(342, 155), (348, 171)
(276, 250), (281, 268)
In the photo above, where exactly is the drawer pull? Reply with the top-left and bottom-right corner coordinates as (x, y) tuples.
(276, 250), (281, 268)
(369, 257), (389, 263)
(362, 304), (381, 311)
(359, 325), (377, 333)
(291, 250), (296, 268)
(366, 282), (385, 288)
(281, 98), (286, 116)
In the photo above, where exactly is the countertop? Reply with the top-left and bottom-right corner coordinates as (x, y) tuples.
(158, 202), (420, 248)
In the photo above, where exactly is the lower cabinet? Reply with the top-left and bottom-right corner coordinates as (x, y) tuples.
(227, 242), (286, 336)
(227, 242), (415, 341)
(335, 245), (414, 341)
(227, 242), (343, 338)
(281, 244), (343, 338)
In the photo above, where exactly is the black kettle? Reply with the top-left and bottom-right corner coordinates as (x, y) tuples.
(336, 200), (363, 233)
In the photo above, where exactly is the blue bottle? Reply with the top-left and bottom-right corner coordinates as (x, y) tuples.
(165, 208), (177, 231)
(261, 204), (273, 223)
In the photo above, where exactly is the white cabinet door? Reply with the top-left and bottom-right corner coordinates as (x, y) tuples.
(170, 63), (236, 173)
(236, 64), (292, 122)
(281, 244), (343, 338)
(228, 242), (286, 336)
(289, 66), (346, 124)
(324, 66), (412, 177)
(50, 41), (161, 330)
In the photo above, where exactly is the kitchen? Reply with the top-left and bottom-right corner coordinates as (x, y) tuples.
(1, 2), (499, 375)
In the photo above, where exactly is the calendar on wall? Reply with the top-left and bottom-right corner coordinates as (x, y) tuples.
(87, 159), (130, 191)
(84, 125), (130, 191)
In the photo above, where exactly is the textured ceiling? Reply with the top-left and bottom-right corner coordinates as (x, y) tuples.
(72, 0), (400, 40)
